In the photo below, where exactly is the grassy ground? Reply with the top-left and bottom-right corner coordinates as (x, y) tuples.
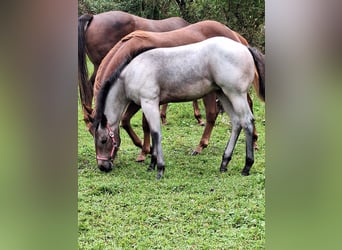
(78, 90), (265, 249)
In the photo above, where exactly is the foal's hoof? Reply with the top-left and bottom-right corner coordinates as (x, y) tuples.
(253, 142), (259, 151)
(220, 167), (227, 172)
(156, 171), (164, 180)
(241, 171), (250, 176)
(198, 120), (205, 126)
(147, 165), (155, 172)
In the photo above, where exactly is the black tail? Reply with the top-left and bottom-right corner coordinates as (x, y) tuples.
(78, 14), (94, 114)
(248, 47), (265, 102)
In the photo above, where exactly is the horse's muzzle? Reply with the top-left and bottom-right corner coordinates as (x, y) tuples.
(98, 161), (113, 172)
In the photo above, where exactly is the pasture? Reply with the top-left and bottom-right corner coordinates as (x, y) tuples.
(78, 88), (265, 248)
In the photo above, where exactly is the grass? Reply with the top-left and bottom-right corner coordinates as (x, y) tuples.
(78, 90), (265, 249)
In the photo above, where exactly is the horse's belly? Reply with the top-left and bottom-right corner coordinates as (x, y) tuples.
(159, 79), (217, 103)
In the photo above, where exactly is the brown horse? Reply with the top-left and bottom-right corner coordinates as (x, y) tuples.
(78, 10), (190, 125)
(87, 20), (264, 162)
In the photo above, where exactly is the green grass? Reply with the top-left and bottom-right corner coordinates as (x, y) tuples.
(78, 91), (265, 249)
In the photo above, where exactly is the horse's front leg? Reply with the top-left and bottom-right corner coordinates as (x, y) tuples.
(121, 102), (143, 149)
(141, 100), (165, 179)
(192, 93), (219, 155)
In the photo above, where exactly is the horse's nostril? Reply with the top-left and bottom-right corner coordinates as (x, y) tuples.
(99, 165), (106, 172)
(98, 163), (113, 172)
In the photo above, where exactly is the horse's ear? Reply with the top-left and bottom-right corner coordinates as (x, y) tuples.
(100, 114), (107, 127)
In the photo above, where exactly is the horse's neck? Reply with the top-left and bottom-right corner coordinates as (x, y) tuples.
(104, 80), (128, 129)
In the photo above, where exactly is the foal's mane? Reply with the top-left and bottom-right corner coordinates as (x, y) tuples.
(92, 47), (156, 129)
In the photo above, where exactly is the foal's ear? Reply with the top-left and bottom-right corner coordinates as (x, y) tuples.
(100, 114), (107, 127)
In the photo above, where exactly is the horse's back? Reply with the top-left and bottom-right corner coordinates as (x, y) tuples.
(84, 11), (189, 65)
(124, 37), (254, 101)
(95, 20), (247, 91)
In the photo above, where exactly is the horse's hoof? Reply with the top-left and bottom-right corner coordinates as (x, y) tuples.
(156, 171), (164, 180)
(147, 165), (154, 172)
(198, 120), (205, 126)
(191, 150), (200, 156)
(136, 154), (146, 162)
(241, 171), (250, 176)
(161, 118), (167, 125)
(220, 167), (227, 172)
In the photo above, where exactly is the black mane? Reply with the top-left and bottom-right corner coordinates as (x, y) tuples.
(92, 47), (156, 130)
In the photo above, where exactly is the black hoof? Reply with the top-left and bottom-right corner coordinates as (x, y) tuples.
(147, 165), (155, 172)
(241, 171), (250, 176)
(156, 171), (163, 180)
(220, 167), (227, 172)
(191, 150), (199, 156)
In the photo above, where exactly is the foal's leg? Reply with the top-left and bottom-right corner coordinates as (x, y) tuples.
(216, 93), (242, 172)
(192, 93), (219, 155)
(141, 100), (165, 179)
(217, 92), (255, 175)
(247, 93), (259, 150)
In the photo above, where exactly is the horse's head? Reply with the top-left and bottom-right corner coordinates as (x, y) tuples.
(90, 115), (120, 172)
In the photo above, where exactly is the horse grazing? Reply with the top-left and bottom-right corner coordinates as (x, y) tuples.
(78, 10), (190, 124)
(91, 37), (265, 179)
(87, 20), (264, 162)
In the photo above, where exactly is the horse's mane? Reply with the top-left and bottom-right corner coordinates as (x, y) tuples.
(92, 46), (156, 129)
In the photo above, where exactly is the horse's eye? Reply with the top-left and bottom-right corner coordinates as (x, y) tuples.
(100, 138), (107, 144)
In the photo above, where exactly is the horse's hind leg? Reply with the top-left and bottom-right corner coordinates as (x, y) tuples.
(247, 93), (259, 150)
(192, 93), (218, 155)
(193, 100), (205, 126)
(141, 100), (165, 179)
(217, 92), (254, 175)
(160, 104), (168, 125)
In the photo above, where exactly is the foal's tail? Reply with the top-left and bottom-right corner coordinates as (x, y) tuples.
(78, 14), (94, 117)
(247, 47), (265, 102)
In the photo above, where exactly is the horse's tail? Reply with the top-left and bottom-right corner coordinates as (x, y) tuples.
(234, 32), (249, 46)
(247, 47), (265, 102)
(93, 47), (156, 127)
(78, 14), (94, 118)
